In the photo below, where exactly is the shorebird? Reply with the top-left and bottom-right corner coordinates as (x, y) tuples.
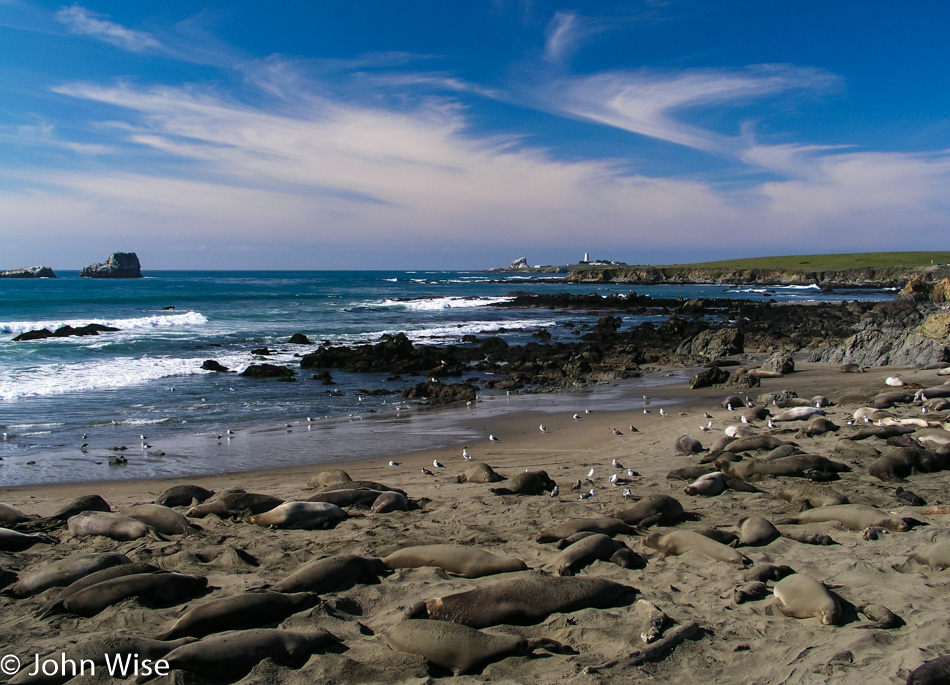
(539, 424), (549, 433)
(226, 429), (235, 435)
(421, 467), (433, 476)
(627, 468), (638, 478)
(767, 418), (776, 429)
(727, 403), (734, 411)
(571, 480), (582, 490)
(585, 408), (592, 414)
(433, 459), (444, 469)
(307, 416), (314, 422)
(703, 411), (713, 419)
(746, 398), (755, 408)
(659, 408), (668, 416)
(608, 473), (619, 485)
(740, 415), (750, 424)
(612, 458), (624, 469)
(388, 460), (399, 466)
(611, 427), (623, 436)
(629, 425), (639, 432)
(622, 488), (632, 499)
(586, 468), (595, 481)
(579, 488), (595, 501)
(550, 485), (559, 497)
(462, 447), (471, 459)
(79, 443), (88, 452)
(643, 408), (650, 414)
(489, 434), (499, 442)
(573, 413), (581, 420)
(700, 421), (712, 432)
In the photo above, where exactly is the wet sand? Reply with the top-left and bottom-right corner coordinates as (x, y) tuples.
(1, 360), (949, 684)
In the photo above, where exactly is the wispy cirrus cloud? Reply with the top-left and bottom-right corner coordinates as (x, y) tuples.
(543, 11), (610, 65)
(55, 4), (161, 52)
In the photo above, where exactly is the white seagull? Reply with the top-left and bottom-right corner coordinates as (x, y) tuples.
(489, 434), (499, 442)
(388, 460), (399, 466)
(587, 468), (595, 481)
(627, 468), (638, 478)
(612, 458), (624, 468)
(421, 467), (433, 476)
(539, 424), (549, 433)
(433, 459), (445, 468)
(622, 488), (632, 499)
(608, 473), (619, 485)
(462, 447), (472, 459)
(659, 408), (668, 416)
(550, 485), (559, 497)
(573, 413), (581, 420)
(579, 488), (595, 501)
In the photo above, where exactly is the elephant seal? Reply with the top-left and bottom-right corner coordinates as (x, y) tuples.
(839, 363), (866, 373)
(674, 435), (704, 455)
(718, 455), (849, 480)
(149, 629), (340, 681)
(778, 504), (911, 531)
(643, 530), (751, 566)
(684, 472), (726, 497)
(907, 656), (950, 684)
(724, 425), (756, 439)
(773, 407), (825, 422)
(305, 488), (385, 508)
(737, 517), (780, 546)
(158, 591), (321, 640)
(155, 485), (214, 508)
(909, 541), (950, 571)
(632, 599), (669, 643)
(39, 563), (160, 617)
(383, 620), (542, 676)
(7, 552), (130, 598)
(733, 581), (769, 604)
(53, 572), (208, 617)
(248, 501), (346, 529)
(551, 534), (644, 575)
(770, 573), (840, 625)
(382, 544), (526, 578)
(0, 527), (52, 551)
(306, 470), (352, 488)
(667, 466), (718, 481)
(709, 435), (737, 452)
(122, 503), (197, 535)
(779, 525), (837, 546)
(869, 391), (914, 409)
(775, 483), (849, 510)
(50, 495), (111, 520)
(371, 491), (409, 513)
(405, 573), (636, 628)
(802, 417), (839, 435)
(721, 396), (745, 409)
(744, 563), (794, 583)
(271, 555), (386, 593)
(613, 494), (685, 528)
(490, 470), (556, 495)
(0, 502), (30, 526)
(186, 491), (284, 518)
(869, 448), (946, 482)
(67, 512), (155, 541)
(456, 462), (504, 484)
(536, 517), (637, 543)
(723, 435), (792, 453)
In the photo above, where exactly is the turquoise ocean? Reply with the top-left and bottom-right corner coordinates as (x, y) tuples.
(0, 271), (894, 486)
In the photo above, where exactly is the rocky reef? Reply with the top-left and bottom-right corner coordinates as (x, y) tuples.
(79, 252), (142, 278)
(0, 266), (55, 278)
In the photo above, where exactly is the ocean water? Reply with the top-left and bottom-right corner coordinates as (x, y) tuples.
(0, 270), (894, 486)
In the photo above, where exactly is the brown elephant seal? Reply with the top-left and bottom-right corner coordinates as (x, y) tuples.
(743, 563), (794, 583)
(777, 504), (911, 531)
(552, 534), (644, 576)
(7, 552), (130, 598)
(693, 527), (739, 546)
(490, 470), (556, 495)
(66, 512), (156, 541)
(383, 620), (546, 676)
(6, 636), (194, 685)
(613, 494), (685, 528)
(39, 563), (160, 617)
(536, 517), (637, 543)
(456, 462), (504, 484)
(306, 469), (352, 488)
(271, 555), (386, 593)
(869, 391), (914, 409)
(839, 363), (866, 373)
(769, 573), (840, 625)
(802, 417), (839, 435)
(186, 491), (283, 518)
(0, 527), (53, 551)
(709, 435), (737, 452)
(50, 494), (111, 520)
(643, 530), (751, 566)
(684, 472), (727, 496)
(382, 544), (526, 578)
(51, 572), (208, 617)
(122, 503), (197, 535)
(773, 407), (825, 422)
(723, 435), (792, 453)
(674, 435), (704, 455)
(762, 444), (800, 461)
(855, 603), (901, 630)
(775, 483), (849, 510)
(146, 629), (340, 682)
(158, 591), (321, 640)
(737, 517), (780, 546)
(909, 541), (950, 571)
(405, 573), (636, 628)
(721, 396), (745, 409)
(0, 502), (30, 526)
(848, 425), (914, 441)
(371, 490), (409, 513)
(907, 655), (950, 684)
(718, 454), (849, 480)
(248, 501), (346, 529)
(869, 448), (947, 482)
(667, 465), (718, 481)
(155, 485), (214, 508)
(779, 525), (837, 546)
(724, 425), (756, 439)
(305, 488), (385, 508)
(733, 581), (769, 604)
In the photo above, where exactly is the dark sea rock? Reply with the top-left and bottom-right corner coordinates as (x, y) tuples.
(287, 333), (311, 344)
(689, 366), (730, 389)
(201, 360), (230, 372)
(400, 380), (477, 405)
(13, 324), (119, 341)
(240, 364), (296, 378)
(0, 266), (55, 278)
(79, 252), (142, 278)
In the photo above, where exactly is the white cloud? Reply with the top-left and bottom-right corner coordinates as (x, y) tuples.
(55, 4), (161, 52)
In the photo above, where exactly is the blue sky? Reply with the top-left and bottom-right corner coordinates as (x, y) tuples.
(1, 1), (949, 270)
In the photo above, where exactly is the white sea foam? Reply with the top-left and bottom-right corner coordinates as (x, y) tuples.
(376, 296), (514, 311)
(370, 318), (557, 342)
(0, 312), (208, 337)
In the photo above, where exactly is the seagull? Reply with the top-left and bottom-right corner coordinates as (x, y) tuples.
(585, 409), (592, 414)
(629, 425), (639, 433)
(622, 488), (632, 499)
(627, 468), (638, 478)
(700, 421), (712, 432)
(540, 424), (549, 433)
(388, 460), (399, 466)
(746, 398), (755, 408)
(612, 458), (624, 468)
(550, 485), (559, 497)
(643, 408), (650, 414)
(226, 429), (235, 435)
(727, 403), (734, 411)
(489, 434), (499, 442)
(81, 433), (87, 439)
(703, 411), (713, 419)
(659, 408), (668, 416)
(433, 459), (444, 468)
(421, 467), (433, 476)
(741, 415), (750, 424)
(608, 473), (619, 485)
(571, 479), (582, 490)
(79, 443), (88, 452)
(767, 418), (776, 429)
(307, 416), (314, 422)
(462, 447), (472, 459)
(573, 413), (581, 420)
(140, 434), (148, 441)
(611, 427), (623, 436)
(587, 468), (595, 481)
(579, 488), (595, 501)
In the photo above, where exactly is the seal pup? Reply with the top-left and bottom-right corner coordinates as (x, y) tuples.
(769, 573), (840, 625)
(674, 435), (704, 455)
(382, 544), (527, 578)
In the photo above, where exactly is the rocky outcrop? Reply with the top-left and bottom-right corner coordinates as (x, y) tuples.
(13, 324), (118, 341)
(676, 328), (743, 359)
(509, 257), (529, 269)
(918, 313), (950, 341)
(201, 360), (230, 372)
(240, 364), (296, 379)
(400, 380), (478, 405)
(811, 329), (949, 368)
(79, 252), (142, 278)
(0, 266), (55, 278)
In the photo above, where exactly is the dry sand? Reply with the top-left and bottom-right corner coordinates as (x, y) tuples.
(1, 360), (949, 684)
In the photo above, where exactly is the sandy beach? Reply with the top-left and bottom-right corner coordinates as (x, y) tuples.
(2, 359), (949, 684)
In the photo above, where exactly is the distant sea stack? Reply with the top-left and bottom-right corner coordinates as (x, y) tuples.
(79, 252), (143, 279)
(0, 266), (56, 278)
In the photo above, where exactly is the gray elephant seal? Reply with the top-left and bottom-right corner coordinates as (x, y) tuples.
(536, 517), (637, 543)
(778, 504), (911, 531)
(775, 483), (848, 510)
(909, 541), (950, 571)
(272, 555), (385, 593)
(684, 472), (726, 497)
(405, 573), (636, 628)
(456, 462), (504, 484)
(737, 517), (780, 546)
(552, 534), (644, 575)
(770, 573), (840, 625)
(674, 435), (704, 455)
(122, 504), (197, 535)
(382, 544), (526, 578)
(490, 470), (556, 495)
(158, 591), (321, 640)
(305, 488), (386, 508)
(644, 530), (751, 566)
(719, 455), (849, 480)
(39, 563), (160, 617)
(186, 491), (284, 518)
(306, 470), (352, 488)
(53, 572), (208, 617)
(907, 655), (950, 684)
(723, 435), (793, 453)
(613, 494), (685, 528)
(67, 512), (155, 541)
(773, 407), (825, 422)
(248, 501), (346, 529)
(371, 491), (409, 513)
(869, 448), (946, 482)
(51, 494), (111, 520)
(0, 528), (52, 552)
(147, 629), (339, 681)
(779, 525), (837, 546)
(155, 485), (214, 508)
(7, 552), (130, 598)
(0, 502), (30, 526)
(383, 619), (539, 676)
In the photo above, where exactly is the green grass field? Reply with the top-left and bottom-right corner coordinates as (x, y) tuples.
(651, 252), (950, 271)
